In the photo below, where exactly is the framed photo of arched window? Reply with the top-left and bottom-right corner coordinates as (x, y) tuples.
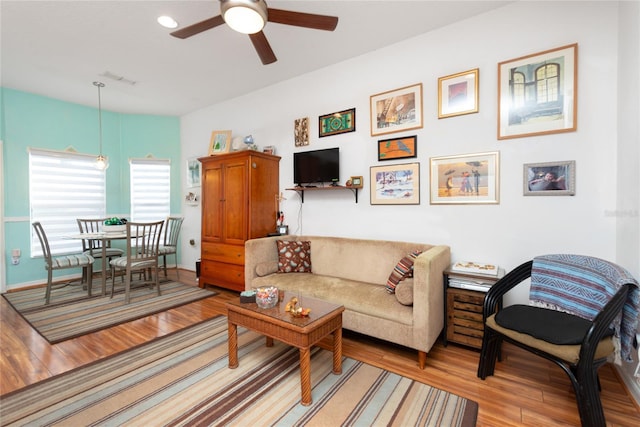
(498, 43), (577, 140)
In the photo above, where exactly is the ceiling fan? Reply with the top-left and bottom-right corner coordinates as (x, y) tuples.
(171, 0), (339, 65)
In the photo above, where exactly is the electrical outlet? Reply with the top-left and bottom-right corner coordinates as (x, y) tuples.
(11, 258), (19, 265)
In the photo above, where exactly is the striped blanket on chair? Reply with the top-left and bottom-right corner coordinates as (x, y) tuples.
(530, 254), (640, 364)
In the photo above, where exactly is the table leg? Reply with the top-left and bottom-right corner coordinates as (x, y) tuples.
(299, 347), (312, 406)
(228, 321), (239, 369)
(100, 238), (107, 296)
(332, 327), (343, 374)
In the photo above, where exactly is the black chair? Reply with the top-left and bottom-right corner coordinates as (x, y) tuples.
(477, 254), (639, 427)
(32, 221), (95, 305)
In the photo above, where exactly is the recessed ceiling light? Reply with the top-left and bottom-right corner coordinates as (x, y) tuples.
(157, 15), (178, 29)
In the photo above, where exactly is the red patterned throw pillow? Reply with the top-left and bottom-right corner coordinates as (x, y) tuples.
(385, 250), (422, 293)
(277, 240), (312, 273)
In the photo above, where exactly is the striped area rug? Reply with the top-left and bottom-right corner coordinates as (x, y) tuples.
(2, 281), (217, 343)
(0, 316), (478, 426)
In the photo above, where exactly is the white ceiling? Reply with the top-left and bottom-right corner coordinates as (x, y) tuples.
(1, 1), (511, 116)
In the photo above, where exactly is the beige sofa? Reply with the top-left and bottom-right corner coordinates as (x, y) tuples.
(244, 235), (451, 369)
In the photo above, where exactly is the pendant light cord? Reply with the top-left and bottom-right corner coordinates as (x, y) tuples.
(93, 81), (105, 156)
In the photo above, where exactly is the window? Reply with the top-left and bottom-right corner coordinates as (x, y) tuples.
(511, 71), (525, 107)
(130, 158), (170, 223)
(29, 148), (106, 257)
(535, 63), (559, 103)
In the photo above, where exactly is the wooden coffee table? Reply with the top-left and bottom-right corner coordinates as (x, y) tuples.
(226, 292), (345, 406)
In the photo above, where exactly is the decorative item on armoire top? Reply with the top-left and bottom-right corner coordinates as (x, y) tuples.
(263, 146), (275, 155)
(243, 135), (258, 151)
(377, 135), (417, 161)
(318, 108), (355, 137)
(294, 117), (310, 146)
(429, 151), (500, 205)
(438, 68), (479, 119)
(209, 130), (232, 155)
(498, 43), (577, 140)
(370, 83), (423, 137)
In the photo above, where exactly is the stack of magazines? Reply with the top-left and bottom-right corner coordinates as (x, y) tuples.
(448, 262), (504, 293)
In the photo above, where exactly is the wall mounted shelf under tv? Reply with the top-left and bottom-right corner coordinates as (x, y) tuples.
(286, 185), (360, 203)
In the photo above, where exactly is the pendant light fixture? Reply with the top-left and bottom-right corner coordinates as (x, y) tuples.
(93, 81), (109, 170)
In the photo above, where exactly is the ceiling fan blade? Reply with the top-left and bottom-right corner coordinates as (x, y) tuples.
(170, 15), (225, 39)
(249, 31), (277, 65)
(267, 8), (338, 31)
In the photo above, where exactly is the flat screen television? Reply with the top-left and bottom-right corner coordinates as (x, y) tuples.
(293, 148), (339, 186)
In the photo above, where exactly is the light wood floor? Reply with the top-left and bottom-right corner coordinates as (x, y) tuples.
(1, 269), (639, 426)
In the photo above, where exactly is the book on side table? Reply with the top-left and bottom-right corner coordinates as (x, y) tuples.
(447, 262), (504, 293)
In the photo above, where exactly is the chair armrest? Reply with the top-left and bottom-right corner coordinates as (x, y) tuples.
(483, 260), (533, 318)
(580, 283), (632, 361)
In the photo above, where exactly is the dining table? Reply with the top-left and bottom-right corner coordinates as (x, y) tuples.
(64, 231), (130, 297)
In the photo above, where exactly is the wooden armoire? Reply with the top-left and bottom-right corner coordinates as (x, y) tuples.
(198, 150), (280, 291)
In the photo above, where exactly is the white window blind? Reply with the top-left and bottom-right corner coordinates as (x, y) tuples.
(130, 158), (170, 223)
(29, 148), (106, 257)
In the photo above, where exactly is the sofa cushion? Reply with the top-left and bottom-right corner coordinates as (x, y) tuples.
(385, 250), (422, 293)
(255, 261), (278, 277)
(277, 240), (312, 273)
(395, 278), (413, 305)
(251, 273), (413, 325)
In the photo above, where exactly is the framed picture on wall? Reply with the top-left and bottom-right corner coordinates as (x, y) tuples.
(429, 151), (500, 205)
(319, 108), (356, 137)
(498, 43), (578, 139)
(438, 68), (479, 118)
(370, 83), (423, 136)
(523, 160), (575, 196)
(370, 162), (420, 205)
(377, 135), (417, 161)
(186, 158), (201, 188)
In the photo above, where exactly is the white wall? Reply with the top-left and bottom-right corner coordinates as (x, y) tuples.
(615, 0), (640, 404)
(181, 0), (640, 399)
(182, 1), (629, 299)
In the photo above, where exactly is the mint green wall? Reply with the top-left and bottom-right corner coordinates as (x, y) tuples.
(1, 88), (181, 288)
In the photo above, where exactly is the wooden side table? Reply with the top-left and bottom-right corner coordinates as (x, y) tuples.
(443, 268), (504, 349)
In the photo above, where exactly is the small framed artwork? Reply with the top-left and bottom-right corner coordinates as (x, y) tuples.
(378, 135), (417, 161)
(186, 158), (201, 188)
(370, 83), (423, 136)
(277, 225), (289, 235)
(319, 108), (356, 137)
(524, 160), (575, 196)
(349, 176), (363, 188)
(370, 162), (420, 205)
(438, 68), (479, 119)
(208, 130), (232, 155)
(263, 146), (276, 155)
(498, 43), (578, 140)
(429, 151), (500, 205)
(294, 117), (310, 146)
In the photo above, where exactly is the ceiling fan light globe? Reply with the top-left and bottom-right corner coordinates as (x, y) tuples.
(221, 0), (267, 34)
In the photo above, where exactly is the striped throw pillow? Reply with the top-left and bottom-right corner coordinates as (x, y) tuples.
(385, 250), (422, 293)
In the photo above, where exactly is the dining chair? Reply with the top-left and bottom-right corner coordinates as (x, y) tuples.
(109, 220), (164, 304)
(76, 218), (124, 283)
(158, 216), (184, 279)
(32, 221), (95, 305)
(477, 254), (639, 427)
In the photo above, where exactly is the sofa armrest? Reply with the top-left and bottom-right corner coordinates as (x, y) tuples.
(244, 236), (292, 289)
(412, 245), (451, 348)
